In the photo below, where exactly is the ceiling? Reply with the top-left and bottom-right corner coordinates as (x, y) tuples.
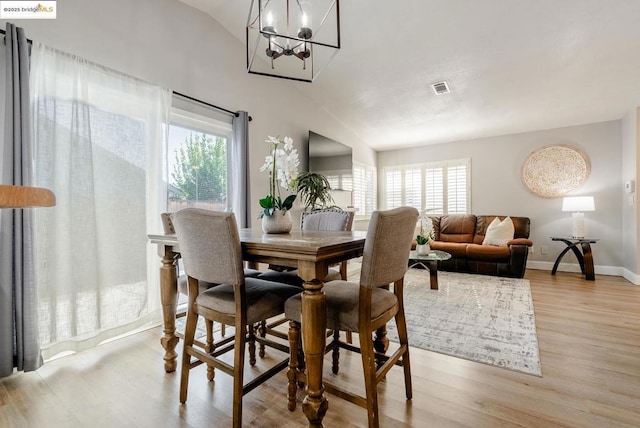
(177, 0), (640, 151)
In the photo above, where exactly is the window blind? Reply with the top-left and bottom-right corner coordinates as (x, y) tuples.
(354, 162), (377, 216)
(383, 158), (470, 214)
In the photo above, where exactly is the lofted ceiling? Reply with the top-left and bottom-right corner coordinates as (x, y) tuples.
(177, 0), (640, 151)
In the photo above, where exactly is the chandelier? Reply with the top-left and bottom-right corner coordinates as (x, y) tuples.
(246, 0), (341, 82)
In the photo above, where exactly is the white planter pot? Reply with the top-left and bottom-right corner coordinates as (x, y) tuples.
(416, 243), (430, 255)
(262, 209), (293, 234)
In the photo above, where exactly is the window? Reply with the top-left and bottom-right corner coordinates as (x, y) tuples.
(383, 158), (471, 214)
(353, 162), (377, 217)
(167, 109), (232, 213)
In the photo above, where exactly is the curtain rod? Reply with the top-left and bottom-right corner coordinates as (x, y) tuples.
(0, 29), (252, 122)
(173, 91), (252, 122)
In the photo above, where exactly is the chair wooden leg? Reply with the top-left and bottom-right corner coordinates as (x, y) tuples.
(287, 320), (301, 411)
(360, 327), (380, 428)
(221, 322), (226, 337)
(233, 320), (247, 428)
(258, 320), (267, 358)
(297, 337), (306, 388)
(340, 263), (353, 345)
(179, 310), (198, 404)
(395, 309), (412, 400)
(205, 319), (215, 381)
(248, 324), (257, 367)
(331, 330), (340, 375)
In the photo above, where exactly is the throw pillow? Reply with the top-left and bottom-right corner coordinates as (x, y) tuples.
(482, 217), (515, 247)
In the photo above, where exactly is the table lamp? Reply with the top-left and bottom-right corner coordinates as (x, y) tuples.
(562, 196), (595, 238)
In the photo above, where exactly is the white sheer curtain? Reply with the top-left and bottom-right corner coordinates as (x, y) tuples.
(30, 43), (171, 359)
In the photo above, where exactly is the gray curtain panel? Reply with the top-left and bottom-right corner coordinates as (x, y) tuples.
(231, 111), (250, 228)
(0, 23), (42, 377)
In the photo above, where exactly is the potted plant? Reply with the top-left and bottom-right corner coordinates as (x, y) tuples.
(416, 210), (435, 255)
(259, 136), (300, 233)
(295, 171), (334, 212)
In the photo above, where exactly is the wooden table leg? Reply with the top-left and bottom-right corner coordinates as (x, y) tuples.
(299, 259), (329, 428)
(159, 247), (179, 373)
(427, 261), (439, 290)
(581, 242), (595, 280)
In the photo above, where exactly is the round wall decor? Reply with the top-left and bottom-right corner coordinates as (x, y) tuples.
(521, 144), (590, 198)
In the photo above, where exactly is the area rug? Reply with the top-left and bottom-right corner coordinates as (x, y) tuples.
(349, 266), (542, 376)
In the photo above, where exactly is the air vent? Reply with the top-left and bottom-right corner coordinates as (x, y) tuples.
(431, 80), (451, 95)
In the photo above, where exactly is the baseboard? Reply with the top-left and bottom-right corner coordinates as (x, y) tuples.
(526, 261), (633, 281)
(622, 268), (640, 285)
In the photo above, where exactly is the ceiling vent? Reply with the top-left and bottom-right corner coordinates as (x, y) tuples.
(431, 81), (451, 95)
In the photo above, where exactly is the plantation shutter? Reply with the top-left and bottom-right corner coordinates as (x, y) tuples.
(353, 162), (377, 216)
(384, 159), (470, 214)
(404, 168), (422, 209)
(446, 164), (468, 213)
(425, 166), (444, 214)
(385, 169), (402, 209)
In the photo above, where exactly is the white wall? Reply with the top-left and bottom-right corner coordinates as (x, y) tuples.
(378, 120), (625, 275)
(1, 0), (376, 226)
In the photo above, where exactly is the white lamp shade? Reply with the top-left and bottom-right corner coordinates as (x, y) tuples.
(562, 196), (595, 212)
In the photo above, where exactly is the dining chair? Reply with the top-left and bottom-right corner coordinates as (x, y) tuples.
(163, 213), (261, 323)
(172, 209), (300, 428)
(284, 206), (419, 428)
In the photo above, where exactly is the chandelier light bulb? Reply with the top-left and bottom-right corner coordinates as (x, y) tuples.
(298, 12), (312, 40)
(266, 11), (274, 26)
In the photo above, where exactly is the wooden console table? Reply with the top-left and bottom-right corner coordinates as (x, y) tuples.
(551, 237), (598, 281)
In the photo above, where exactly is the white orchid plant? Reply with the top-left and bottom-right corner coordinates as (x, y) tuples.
(416, 209), (435, 245)
(259, 136), (300, 218)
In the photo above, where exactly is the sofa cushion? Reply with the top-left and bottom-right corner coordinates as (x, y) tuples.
(466, 243), (510, 262)
(474, 215), (530, 243)
(482, 216), (515, 246)
(434, 214), (476, 243)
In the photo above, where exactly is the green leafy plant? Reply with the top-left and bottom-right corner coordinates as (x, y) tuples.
(416, 235), (429, 245)
(295, 171), (334, 211)
(259, 194), (297, 217)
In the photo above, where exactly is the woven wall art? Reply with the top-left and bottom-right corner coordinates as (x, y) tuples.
(521, 144), (590, 198)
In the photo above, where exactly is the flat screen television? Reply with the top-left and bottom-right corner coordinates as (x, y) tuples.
(308, 131), (353, 209)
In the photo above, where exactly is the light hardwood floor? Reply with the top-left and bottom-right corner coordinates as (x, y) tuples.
(1, 269), (639, 427)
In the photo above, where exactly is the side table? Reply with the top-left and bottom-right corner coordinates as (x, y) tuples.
(408, 249), (452, 290)
(551, 237), (598, 281)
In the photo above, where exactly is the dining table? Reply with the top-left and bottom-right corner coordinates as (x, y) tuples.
(148, 228), (366, 427)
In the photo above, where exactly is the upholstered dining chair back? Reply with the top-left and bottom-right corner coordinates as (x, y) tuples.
(172, 209), (244, 288)
(300, 209), (355, 232)
(161, 212), (176, 234)
(359, 206), (419, 289)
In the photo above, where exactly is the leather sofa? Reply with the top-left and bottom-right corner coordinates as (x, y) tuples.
(417, 214), (533, 278)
